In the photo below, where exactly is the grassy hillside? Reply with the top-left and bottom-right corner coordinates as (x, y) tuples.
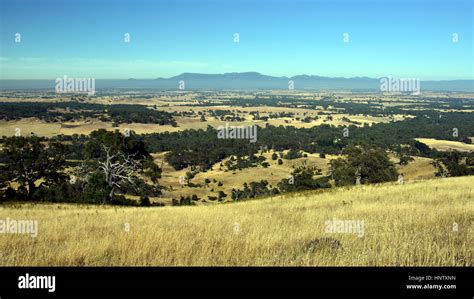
(153, 151), (437, 205)
(0, 176), (472, 266)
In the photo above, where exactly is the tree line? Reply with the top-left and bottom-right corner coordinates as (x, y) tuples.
(0, 102), (176, 126)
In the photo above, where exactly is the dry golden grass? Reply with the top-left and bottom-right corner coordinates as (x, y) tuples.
(396, 156), (437, 181)
(0, 118), (62, 138)
(0, 176), (472, 266)
(415, 138), (474, 152)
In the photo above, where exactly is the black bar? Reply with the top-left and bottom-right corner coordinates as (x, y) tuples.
(0, 267), (471, 298)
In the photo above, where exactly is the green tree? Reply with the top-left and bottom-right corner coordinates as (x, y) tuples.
(284, 149), (303, 160)
(1, 136), (67, 199)
(330, 144), (398, 186)
(0, 172), (7, 200)
(434, 151), (474, 177)
(278, 165), (329, 192)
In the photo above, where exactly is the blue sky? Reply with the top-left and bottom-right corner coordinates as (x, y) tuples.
(0, 0), (472, 79)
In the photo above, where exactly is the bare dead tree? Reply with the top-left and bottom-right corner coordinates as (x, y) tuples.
(98, 145), (139, 201)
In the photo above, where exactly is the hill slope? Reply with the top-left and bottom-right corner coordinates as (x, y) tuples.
(0, 176), (472, 266)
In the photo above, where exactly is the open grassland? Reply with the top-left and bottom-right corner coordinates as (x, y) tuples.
(0, 118), (62, 137)
(0, 176), (472, 266)
(415, 138), (474, 152)
(395, 156), (437, 181)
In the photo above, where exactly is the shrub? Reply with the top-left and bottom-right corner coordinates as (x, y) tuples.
(217, 191), (227, 201)
(284, 149), (303, 160)
(139, 195), (151, 207)
(278, 165), (330, 192)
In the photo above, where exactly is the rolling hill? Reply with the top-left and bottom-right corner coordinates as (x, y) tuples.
(0, 176), (472, 266)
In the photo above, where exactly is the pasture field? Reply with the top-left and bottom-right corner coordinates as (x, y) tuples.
(415, 138), (474, 152)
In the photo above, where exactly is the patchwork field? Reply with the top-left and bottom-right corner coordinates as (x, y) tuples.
(0, 176), (471, 266)
(0, 94), (420, 137)
(0, 113), (406, 137)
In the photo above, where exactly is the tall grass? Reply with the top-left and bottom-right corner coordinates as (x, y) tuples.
(0, 176), (472, 266)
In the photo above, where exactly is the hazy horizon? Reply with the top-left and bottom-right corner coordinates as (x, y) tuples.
(1, 0), (473, 80)
(1, 71), (474, 81)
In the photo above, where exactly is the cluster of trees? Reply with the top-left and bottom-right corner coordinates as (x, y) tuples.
(146, 127), (261, 170)
(0, 136), (67, 199)
(329, 144), (399, 186)
(284, 149), (305, 160)
(433, 151), (474, 177)
(0, 130), (163, 205)
(171, 195), (199, 206)
(231, 180), (279, 200)
(250, 111), (295, 121)
(142, 125), (345, 171)
(224, 154), (268, 171)
(204, 109), (246, 122)
(277, 166), (330, 192)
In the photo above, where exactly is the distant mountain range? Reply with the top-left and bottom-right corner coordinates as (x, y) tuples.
(1, 72), (473, 92)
